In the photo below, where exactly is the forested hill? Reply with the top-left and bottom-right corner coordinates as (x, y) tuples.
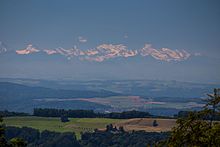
(0, 82), (120, 100)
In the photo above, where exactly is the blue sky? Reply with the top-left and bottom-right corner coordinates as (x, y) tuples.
(0, 0), (220, 83)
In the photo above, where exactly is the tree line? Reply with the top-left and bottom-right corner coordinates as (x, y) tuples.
(1, 124), (169, 147)
(33, 108), (152, 119)
(174, 110), (220, 121)
(81, 129), (169, 147)
(0, 110), (29, 117)
(3, 126), (80, 147)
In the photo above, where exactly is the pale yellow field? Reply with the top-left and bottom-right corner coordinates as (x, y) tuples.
(114, 118), (177, 132)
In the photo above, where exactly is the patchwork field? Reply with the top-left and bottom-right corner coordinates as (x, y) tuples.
(73, 96), (204, 110)
(3, 117), (177, 139)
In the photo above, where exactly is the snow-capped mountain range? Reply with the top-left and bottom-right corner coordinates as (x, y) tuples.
(1, 42), (193, 62)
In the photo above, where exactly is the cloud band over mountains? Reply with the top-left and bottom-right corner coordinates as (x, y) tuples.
(13, 43), (191, 62)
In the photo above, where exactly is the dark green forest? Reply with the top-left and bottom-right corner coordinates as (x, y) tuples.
(1, 125), (168, 147)
(33, 108), (152, 119)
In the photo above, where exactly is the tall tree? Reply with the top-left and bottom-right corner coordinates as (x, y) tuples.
(10, 138), (27, 147)
(205, 88), (220, 126)
(157, 89), (220, 147)
(0, 116), (8, 147)
(0, 116), (27, 147)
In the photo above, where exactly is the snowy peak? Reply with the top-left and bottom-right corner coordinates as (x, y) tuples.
(13, 43), (192, 62)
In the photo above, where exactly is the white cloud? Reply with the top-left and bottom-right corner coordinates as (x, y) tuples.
(78, 36), (87, 43)
(16, 44), (40, 55)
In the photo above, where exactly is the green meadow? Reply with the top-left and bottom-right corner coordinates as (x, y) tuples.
(3, 116), (124, 139)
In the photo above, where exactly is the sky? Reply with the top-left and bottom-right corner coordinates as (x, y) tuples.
(0, 0), (220, 83)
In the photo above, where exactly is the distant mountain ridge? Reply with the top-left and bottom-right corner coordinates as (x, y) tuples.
(0, 78), (218, 98)
(0, 79), (218, 114)
(0, 82), (117, 112)
(0, 82), (119, 100)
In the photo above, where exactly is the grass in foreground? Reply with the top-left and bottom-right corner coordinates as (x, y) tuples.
(3, 116), (123, 139)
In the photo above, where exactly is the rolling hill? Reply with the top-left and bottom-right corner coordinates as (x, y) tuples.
(0, 82), (118, 112)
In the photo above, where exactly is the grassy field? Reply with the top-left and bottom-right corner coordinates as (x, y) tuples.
(115, 118), (176, 132)
(3, 116), (177, 139)
(3, 116), (123, 139)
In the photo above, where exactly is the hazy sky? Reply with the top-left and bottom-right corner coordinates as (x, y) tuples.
(0, 0), (220, 83)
